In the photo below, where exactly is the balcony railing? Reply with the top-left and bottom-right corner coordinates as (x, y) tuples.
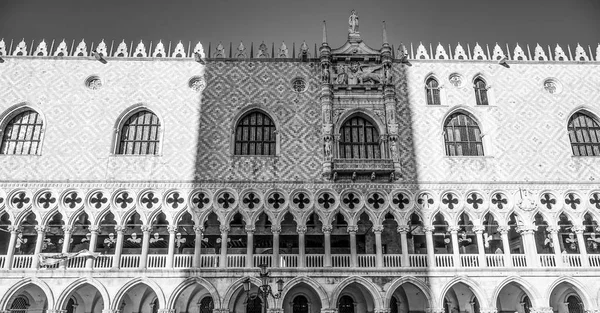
(4, 252), (600, 270)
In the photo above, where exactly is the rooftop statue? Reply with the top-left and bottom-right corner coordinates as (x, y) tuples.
(349, 10), (359, 34)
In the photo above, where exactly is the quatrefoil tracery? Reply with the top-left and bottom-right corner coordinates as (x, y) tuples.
(192, 191), (211, 209)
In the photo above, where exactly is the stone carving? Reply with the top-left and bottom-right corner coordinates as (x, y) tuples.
(492, 43), (504, 60)
(133, 40), (147, 57)
(278, 42), (288, 58)
(472, 43), (487, 60)
(348, 10), (359, 33)
(257, 42), (269, 58)
(13, 40), (28, 56)
(415, 43), (429, 59)
(321, 64), (330, 83)
(435, 43), (448, 59)
(193, 42), (205, 59)
(34, 40), (49, 56)
(335, 64), (348, 84)
(153, 41), (166, 58)
(236, 42), (246, 58)
(300, 41), (309, 58)
(575, 43), (589, 61)
(0, 39), (6, 56)
(534, 44), (548, 61)
(554, 44), (568, 61)
(543, 79), (558, 94)
(390, 139), (399, 161)
(513, 44), (527, 61)
(95, 40), (108, 57)
(337, 62), (383, 85)
(517, 189), (537, 211)
(454, 43), (468, 60)
(449, 73), (462, 87)
(214, 42), (226, 58)
(172, 41), (186, 58)
(324, 137), (332, 160)
(114, 40), (128, 57)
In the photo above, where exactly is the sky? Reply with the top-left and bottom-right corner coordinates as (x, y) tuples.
(0, 0), (599, 55)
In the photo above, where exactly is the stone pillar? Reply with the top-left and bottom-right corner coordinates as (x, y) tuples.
(4, 226), (18, 270)
(86, 226), (99, 269)
(323, 225), (332, 267)
(397, 225), (410, 267)
(246, 225), (255, 268)
(449, 226), (460, 267)
(139, 225), (152, 269)
(60, 225), (73, 269)
(424, 226), (435, 267)
(547, 226), (563, 267)
(272, 225), (281, 268)
(573, 225), (589, 267)
(520, 226), (538, 267)
(193, 226), (204, 268)
(474, 225), (487, 267)
(113, 225), (125, 269)
(375, 309), (391, 313)
(373, 225), (384, 268)
(32, 225), (46, 269)
(348, 225), (358, 268)
(499, 226), (512, 267)
(297, 226), (306, 267)
(219, 225), (229, 268)
(166, 225), (177, 268)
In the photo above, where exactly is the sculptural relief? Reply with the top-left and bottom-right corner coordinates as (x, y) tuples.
(334, 62), (384, 85)
(349, 10), (359, 34)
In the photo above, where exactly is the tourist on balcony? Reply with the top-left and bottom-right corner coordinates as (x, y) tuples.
(126, 233), (142, 248)
(543, 233), (554, 253)
(149, 232), (167, 249)
(15, 232), (28, 254)
(103, 233), (116, 254)
(587, 232), (600, 253)
(458, 231), (472, 254)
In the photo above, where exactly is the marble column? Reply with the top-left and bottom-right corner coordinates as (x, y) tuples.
(449, 226), (460, 267)
(166, 225), (177, 268)
(498, 226), (512, 267)
(297, 226), (307, 267)
(518, 225), (537, 267)
(219, 225), (229, 268)
(373, 225), (384, 268)
(424, 226), (435, 267)
(193, 226), (204, 268)
(474, 225), (487, 267)
(60, 225), (73, 269)
(272, 225), (281, 268)
(547, 226), (563, 267)
(246, 225), (255, 268)
(86, 226), (99, 269)
(573, 225), (589, 267)
(4, 226), (18, 270)
(323, 225), (332, 267)
(113, 225), (125, 269)
(347, 225), (358, 268)
(139, 225), (152, 269)
(32, 225), (46, 269)
(397, 225), (410, 267)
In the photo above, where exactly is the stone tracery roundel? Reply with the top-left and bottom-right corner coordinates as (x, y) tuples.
(564, 191), (582, 211)
(539, 192), (558, 210)
(390, 190), (412, 211)
(589, 191), (600, 210)
(190, 189), (212, 210)
(61, 190), (83, 210)
(440, 191), (461, 210)
(215, 189), (237, 210)
(9, 190), (32, 210)
(34, 190), (57, 210)
(290, 190), (311, 210)
(240, 189), (262, 210)
(341, 190), (363, 210)
(87, 190), (109, 210)
(316, 190), (338, 210)
(112, 190), (135, 210)
(266, 190), (287, 210)
(139, 190), (161, 210)
(165, 190), (186, 210)
(0, 189), (6, 209)
(465, 191), (485, 210)
(366, 191), (387, 210)
(490, 192), (508, 210)
(416, 191), (435, 210)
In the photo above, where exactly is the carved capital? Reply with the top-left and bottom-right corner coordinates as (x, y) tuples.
(219, 225), (230, 233)
(296, 226), (307, 234)
(517, 225), (536, 235)
(347, 225), (358, 233)
(34, 225), (47, 233)
(167, 225), (178, 233)
(572, 225), (585, 234)
(193, 225), (204, 234)
(423, 226), (435, 233)
(245, 225), (256, 233)
(62, 225), (73, 233)
(271, 226), (281, 234)
(397, 225), (410, 233)
(426, 308), (445, 313)
(375, 309), (391, 313)
(372, 225), (384, 233)
(322, 225), (333, 233)
(546, 226), (559, 234)
(497, 226), (510, 234)
(448, 226), (461, 233)
(7, 225), (19, 233)
(140, 225), (152, 233)
(473, 225), (485, 233)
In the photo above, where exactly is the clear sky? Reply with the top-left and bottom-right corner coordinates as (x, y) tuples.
(1, 0), (599, 55)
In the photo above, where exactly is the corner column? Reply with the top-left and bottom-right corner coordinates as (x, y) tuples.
(424, 226), (435, 267)
(323, 225), (332, 267)
(397, 225), (409, 267)
(297, 226), (306, 267)
(32, 225), (46, 269)
(219, 225), (229, 268)
(139, 225), (152, 269)
(86, 226), (99, 269)
(246, 225), (255, 268)
(348, 225), (358, 268)
(373, 225), (384, 268)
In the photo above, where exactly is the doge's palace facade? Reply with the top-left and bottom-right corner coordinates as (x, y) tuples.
(1, 12), (600, 313)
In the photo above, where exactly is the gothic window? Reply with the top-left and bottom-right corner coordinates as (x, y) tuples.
(339, 116), (381, 159)
(117, 110), (161, 155)
(338, 296), (355, 313)
(246, 297), (262, 313)
(292, 295), (309, 313)
(425, 77), (441, 105)
(443, 113), (484, 156)
(473, 77), (488, 105)
(199, 297), (214, 313)
(568, 112), (600, 156)
(10, 296), (29, 313)
(234, 111), (276, 156)
(1, 109), (44, 155)
(566, 295), (584, 313)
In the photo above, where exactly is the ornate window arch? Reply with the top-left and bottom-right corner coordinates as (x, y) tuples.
(1, 108), (44, 155)
(443, 112), (484, 156)
(566, 295), (584, 313)
(115, 109), (162, 155)
(338, 115), (381, 159)
(473, 76), (489, 106)
(425, 76), (441, 105)
(234, 110), (277, 156)
(567, 111), (600, 156)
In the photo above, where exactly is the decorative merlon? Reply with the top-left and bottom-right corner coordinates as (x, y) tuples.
(0, 38), (599, 62)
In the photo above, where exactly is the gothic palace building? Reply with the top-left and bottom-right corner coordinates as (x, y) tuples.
(1, 12), (600, 313)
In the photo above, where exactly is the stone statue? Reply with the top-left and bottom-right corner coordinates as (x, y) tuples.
(324, 138), (332, 160)
(336, 64), (348, 84)
(349, 10), (359, 34)
(300, 41), (309, 57)
(322, 64), (330, 83)
(390, 140), (399, 161)
(348, 62), (383, 85)
(215, 42), (225, 58)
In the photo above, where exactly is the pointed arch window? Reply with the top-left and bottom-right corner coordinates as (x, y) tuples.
(338, 296), (355, 313)
(444, 113), (484, 156)
(235, 111), (276, 156)
(473, 77), (489, 106)
(199, 297), (214, 313)
(292, 295), (309, 313)
(1, 109), (44, 155)
(117, 110), (161, 155)
(425, 77), (441, 105)
(568, 112), (600, 156)
(339, 116), (381, 159)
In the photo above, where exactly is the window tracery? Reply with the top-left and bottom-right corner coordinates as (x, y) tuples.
(116, 110), (161, 155)
(425, 77), (441, 105)
(443, 113), (484, 156)
(473, 77), (488, 106)
(1, 109), (44, 155)
(568, 112), (600, 156)
(338, 116), (381, 159)
(234, 111), (276, 156)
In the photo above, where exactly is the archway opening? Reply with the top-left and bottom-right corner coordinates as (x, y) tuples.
(172, 282), (214, 313)
(61, 283), (104, 313)
(0, 212), (12, 255)
(118, 283), (158, 313)
(306, 213), (324, 255)
(201, 212), (221, 267)
(176, 212), (195, 255)
(443, 283), (480, 313)
(281, 282), (323, 313)
(7, 284), (48, 313)
(389, 282), (429, 313)
(336, 282), (375, 313)
(495, 282), (532, 313)
(549, 282), (586, 313)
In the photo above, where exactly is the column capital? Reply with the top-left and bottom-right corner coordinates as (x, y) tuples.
(473, 225), (485, 233)
(245, 225), (256, 233)
(114, 225), (126, 232)
(531, 307), (554, 313)
(423, 226), (435, 233)
(572, 225), (585, 234)
(547, 226), (559, 234)
(374, 309), (391, 313)
(267, 309), (284, 313)
(320, 309), (338, 313)
(297, 226), (307, 234)
(448, 226), (461, 233)
(7, 225), (19, 232)
(89, 225), (100, 233)
(347, 225), (358, 233)
(157, 309), (175, 313)
(140, 225), (152, 233)
(193, 225), (204, 234)
(167, 225), (178, 233)
(62, 225), (73, 233)
(34, 225), (47, 233)
(372, 225), (384, 233)
(479, 308), (498, 313)
(498, 226), (510, 234)
(220, 225), (230, 233)
(517, 225), (536, 234)
(271, 225), (282, 234)
(322, 225), (333, 234)
(425, 308), (445, 313)
(397, 225), (410, 233)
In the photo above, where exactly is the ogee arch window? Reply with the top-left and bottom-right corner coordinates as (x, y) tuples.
(443, 113), (484, 156)
(117, 110), (161, 155)
(339, 116), (381, 159)
(234, 111), (276, 155)
(568, 112), (600, 156)
(473, 77), (489, 106)
(1, 109), (44, 155)
(425, 77), (441, 105)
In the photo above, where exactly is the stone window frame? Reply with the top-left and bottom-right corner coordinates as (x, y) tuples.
(566, 109), (600, 157)
(112, 104), (164, 156)
(441, 108), (487, 157)
(333, 110), (387, 160)
(424, 74), (443, 106)
(230, 105), (281, 157)
(471, 74), (496, 107)
(0, 103), (47, 156)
